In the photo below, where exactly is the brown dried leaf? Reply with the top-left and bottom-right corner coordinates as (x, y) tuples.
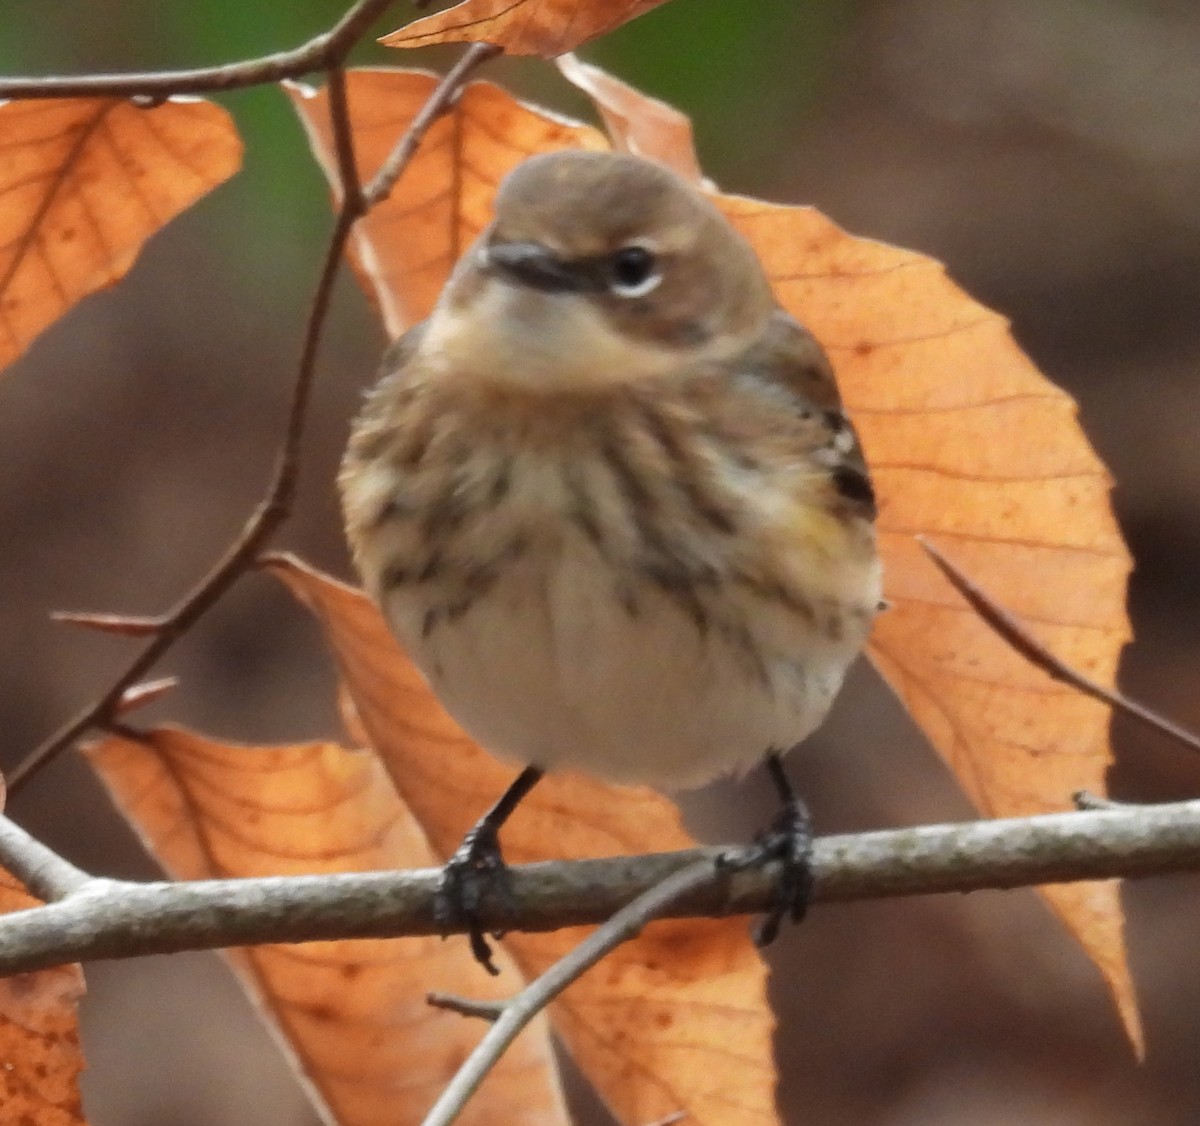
(556, 54), (704, 184)
(0, 97), (241, 374)
(269, 555), (779, 1126)
(381, 0), (671, 57)
(286, 70), (606, 337)
(557, 62), (1140, 1052)
(0, 876), (88, 1125)
(84, 729), (568, 1126)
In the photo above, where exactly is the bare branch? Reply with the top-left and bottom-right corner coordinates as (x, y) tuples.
(920, 536), (1200, 755)
(5, 186), (360, 794)
(7, 41), (497, 796)
(364, 43), (502, 207)
(422, 859), (717, 1126)
(0, 817), (92, 901)
(426, 993), (506, 1023)
(0, 0), (399, 99)
(325, 68), (366, 215)
(0, 800), (1197, 977)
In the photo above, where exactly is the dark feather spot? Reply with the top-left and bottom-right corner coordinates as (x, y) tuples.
(600, 433), (655, 511)
(832, 466), (876, 512)
(565, 470), (604, 546)
(616, 582), (641, 618)
(487, 457), (513, 506)
(370, 496), (410, 531)
(396, 419), (434, 468)
(642, 562), (710, 634)
(687, 489), (737, 534)
(445, 596), (477, 624)
(383, 563), (412, 589)
(636, 402), (737, 535)
(421, 483), (470, 538)
(732, 572), (817, 622)
(718, 620), (770, 687)
(417, 552), (444, 582)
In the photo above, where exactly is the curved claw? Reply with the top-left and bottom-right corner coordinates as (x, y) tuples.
(750, 799), (814, 946)
(727, 751), (814, 947)
(435, 823), (517, 976)
(432, 766), (545, 975)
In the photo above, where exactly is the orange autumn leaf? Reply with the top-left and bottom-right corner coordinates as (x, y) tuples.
(84, 729), (568, 1126)
(286, 71), (606, 336)
(728, 189), (1137, 1043)
(268, 555), (778, 1126)
(290, 65), (1139, 1050)
(0, 97), (241, 375)
(381, 0), (671, 57)
(556, 53), (704, 184)
(558, 63), (1139, 1052)
(0, 876), (88, 1126)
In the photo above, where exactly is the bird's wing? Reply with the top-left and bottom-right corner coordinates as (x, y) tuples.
(741, 310), (876, 519)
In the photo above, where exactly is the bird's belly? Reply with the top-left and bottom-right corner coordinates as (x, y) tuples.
(384, 536), (855, 789)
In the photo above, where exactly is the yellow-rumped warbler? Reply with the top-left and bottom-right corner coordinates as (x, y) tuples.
(340, 151), (881, 967)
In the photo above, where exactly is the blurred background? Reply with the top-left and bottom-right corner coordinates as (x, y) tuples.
(3, 0), (1200, 1122)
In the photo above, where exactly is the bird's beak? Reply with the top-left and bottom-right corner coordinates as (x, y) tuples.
(485, 241), (591, 294)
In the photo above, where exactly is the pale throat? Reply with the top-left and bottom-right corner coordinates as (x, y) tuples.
(422, 277), (686, 390)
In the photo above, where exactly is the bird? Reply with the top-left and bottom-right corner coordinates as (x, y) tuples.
(340, 149), (881, 971)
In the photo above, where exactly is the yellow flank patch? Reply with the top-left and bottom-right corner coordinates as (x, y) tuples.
(771, 495), (872, 599)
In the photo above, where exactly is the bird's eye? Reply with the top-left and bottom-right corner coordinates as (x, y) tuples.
(609, 246), (661, 298)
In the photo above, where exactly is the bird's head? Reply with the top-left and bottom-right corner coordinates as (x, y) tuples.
(423, 150), (776, 389)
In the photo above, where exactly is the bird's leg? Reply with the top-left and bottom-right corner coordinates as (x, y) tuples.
(436, 765), (544, 975)
(754, 751), (814, 944)
(720, 750), (814, 947)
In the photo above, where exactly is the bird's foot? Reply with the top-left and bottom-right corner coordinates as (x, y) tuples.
(717, 774), (814, 947)
(435, 823), (517, 976)
(746, 795), (813, 946)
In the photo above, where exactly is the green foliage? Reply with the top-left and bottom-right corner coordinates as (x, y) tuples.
(0, 0), (859, 311)
(586, 0), (860, 177)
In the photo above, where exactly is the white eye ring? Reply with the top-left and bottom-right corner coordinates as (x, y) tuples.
(611, 271), (663, 299)
(609, 245), (662, 299)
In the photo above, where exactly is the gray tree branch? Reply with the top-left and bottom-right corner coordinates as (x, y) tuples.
(0, 798), (1197, 976)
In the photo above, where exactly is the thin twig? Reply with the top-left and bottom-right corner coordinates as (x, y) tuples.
(422, 860), (717, 1126)
(326, 67), (366, 214)
(0, 817), (92, 901)
(5, 87), (362, 796)
(426, 992), (506, 1023)
(432, 871), (713, 1126)
(919, 536), (1200, 755)
(1, 800), (1199, 977)
(0, 0), (398, 99)
(51, 611), (164, 636)
(7, 42), (497, 796)
(364, 43), (502, 206)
